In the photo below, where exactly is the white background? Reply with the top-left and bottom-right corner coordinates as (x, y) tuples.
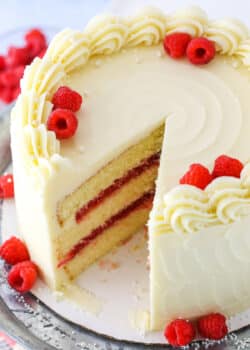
(1, 0), (250, 35)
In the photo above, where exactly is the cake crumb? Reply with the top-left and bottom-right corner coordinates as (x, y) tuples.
(53, 290), (64, 301)
(231, 58), (240, 68)
(95, 59), (102, 67)
(98, 258), (120, 271)
(135, 56), (142, 64)
(63, 283), (103, 315)
(121, 235), (133, 246)
(129, 309), (150, 335)
(78, 145), (85, 154)
(143, 225), (148, 239)
(130, 241), (145, 253)
(156, 49), (163, 58)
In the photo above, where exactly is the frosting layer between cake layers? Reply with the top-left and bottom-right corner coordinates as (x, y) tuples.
(9, 5), (250, 329)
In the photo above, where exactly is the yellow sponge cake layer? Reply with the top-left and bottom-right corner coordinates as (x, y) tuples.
(58, 125), (164, 226)
(57, 158), (158, 260)
(62, 192), (153, 279)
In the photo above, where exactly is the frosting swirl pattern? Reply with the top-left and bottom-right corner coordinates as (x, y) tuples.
(24, 124), (60, 160)
(205, 19), (249, 54)
(45, 29), (90, 73)
(207, 177), (250, 224)
(21, 58), (64, 96)
(240, 162), (250, 187)
(162, 186), (219, 234)
(126, 7), (166, 46)
(166, 6), (207, 36)
(22, 124), (61, 179)
(85, 14), (128, 55)
(153, 168), (250, 235)
(17, 92), (53, 127)
(235, 39), (250, 66)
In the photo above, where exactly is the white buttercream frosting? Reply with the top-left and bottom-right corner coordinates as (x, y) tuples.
(163, 185), (219, 234)
(205, 19), (249, 54)
(126, 7), (166, 47)
(85, 14), (128, 55)
(152, 169), (250, 235)
(21, 57), (65, 96)
(241, 161), (250, 186)
(17, 92), (53, 127)
(166, 6), (207, 36)
(45, 29), (90, 72)
(207, 177), (250, 223)
(236, 39), (250, 66)
(150, 215), (250, 329)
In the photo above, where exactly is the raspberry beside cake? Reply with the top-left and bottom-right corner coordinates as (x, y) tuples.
(10, 6), (250, 332)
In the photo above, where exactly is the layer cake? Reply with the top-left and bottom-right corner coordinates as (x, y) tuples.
(10, 6), (250, 332)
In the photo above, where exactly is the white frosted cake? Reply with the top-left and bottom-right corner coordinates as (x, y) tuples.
(9, 5), (250, 336)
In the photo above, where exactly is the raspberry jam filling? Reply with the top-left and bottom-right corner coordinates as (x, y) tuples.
(75, 152), (160, 223)
(58, 191), (154, 268)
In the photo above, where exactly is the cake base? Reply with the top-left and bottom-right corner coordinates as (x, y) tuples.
(2, 199), (250, 344)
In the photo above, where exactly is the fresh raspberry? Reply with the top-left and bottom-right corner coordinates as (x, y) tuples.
(187, 37), (215, 65)
(0, 86), (15, 103)
(52, 86), (83, 112)
(0, 65), (24, 88)
(6, 46), (31, 68)
(0, 236), (30, 265)
(38, 46), (47, 58)
(164, 319), (195, 346)
(13, 65), (25, 81)
(7, 261), (37, 293)
(0, 174), (14, 198)
(198, 313), (228, 340)
(0, 55), (6, 71)
(212, 155), (243, 179)
(179, 163), (213, 189)
(47, 109), (78, 139)
(25, 28), (47, 58)
(0, 70), (18, 88)
(12, 86), (21, 100)
(163, 32), (192, 58)
(0, 333), (15, 346)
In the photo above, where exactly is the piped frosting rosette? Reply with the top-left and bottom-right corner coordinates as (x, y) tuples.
(153, 164), (250, 235)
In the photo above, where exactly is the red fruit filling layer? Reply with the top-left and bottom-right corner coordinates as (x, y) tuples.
(75, 152), (160, 223)
(58, 191), (154, 268)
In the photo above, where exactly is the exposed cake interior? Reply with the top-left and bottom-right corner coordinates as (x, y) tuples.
(57, 125), (164, 279)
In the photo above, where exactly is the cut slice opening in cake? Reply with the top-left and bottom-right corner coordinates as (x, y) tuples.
(56, 124), (165, 279)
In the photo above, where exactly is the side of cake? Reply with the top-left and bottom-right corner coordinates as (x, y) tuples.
(10, 5), (250, 335)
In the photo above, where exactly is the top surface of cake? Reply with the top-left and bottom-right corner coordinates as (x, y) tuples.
(11, 7), (250, 202)
(10, 5), (250, 333)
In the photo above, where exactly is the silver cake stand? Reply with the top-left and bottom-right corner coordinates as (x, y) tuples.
(1, 106), (250, 350)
